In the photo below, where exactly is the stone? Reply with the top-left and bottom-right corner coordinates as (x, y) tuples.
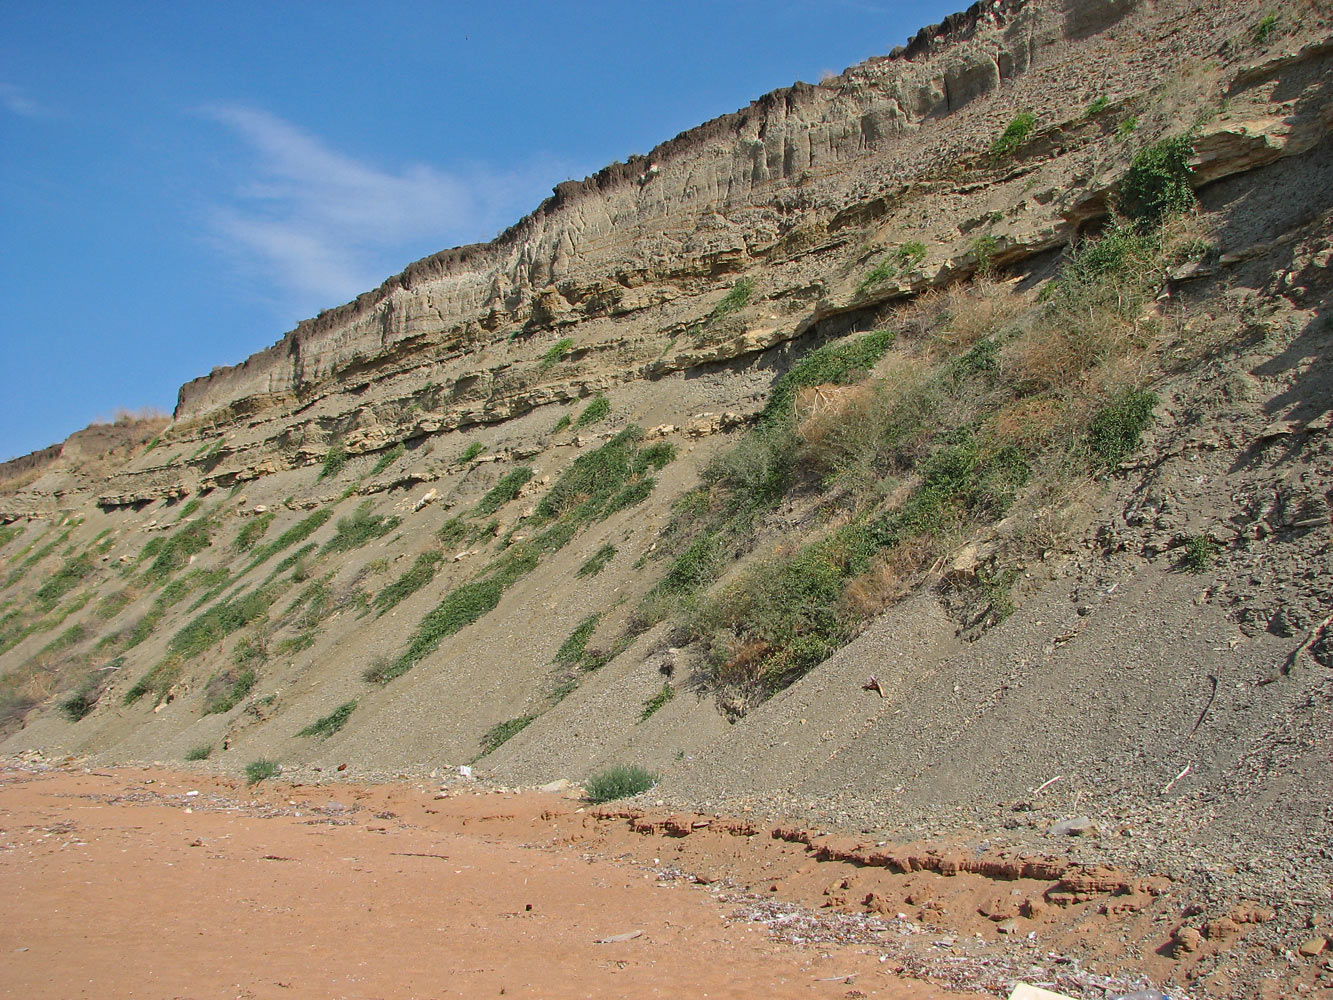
(1172, 926), (1204, 956)
(1298, 938), (1328, 958)
(1049, 816), (1098, 837)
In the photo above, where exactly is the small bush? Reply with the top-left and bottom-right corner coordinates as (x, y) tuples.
(479, 715), (535, 755)
(539, 337), (575, 372)
(552, 414), (572, 433)
(296, 700), (356, 739)
(369, 442), (405, 476)
(1086, 387), (1157, 468)
(576, 544), (617, 578)
(639, 682), (674, 722)
(374, 550), (444, 616)
(247, 508), (333, 568)
(575, 394), (610, 428)
(233, 513), (274, 553)
(245, 758), (280, 784)
(584, 764), (657, 803)
(556, 615), (601, 665)
(1253, 13), (1278, 44)
(1119, 135), (1195, 228)
(711, 277), (754, 319)
(763, 328), (895, 424)
(317, 444), (347, 482)
(321, 502), (401, 554)
(141, 521), (213, 587)
(458, 441), (484, 464)
(1116, 115), (1138, 140)
(474, 466), (533, 515)
(59, 682), (101, 722)
(1180, 534), (1220, 573)
(184, 744), (212, 762)
(1085, 95), (1110, 116)
(990, 112), (1035, 157)
(203, 669), (256, 715)
(971, 235), (999, 275)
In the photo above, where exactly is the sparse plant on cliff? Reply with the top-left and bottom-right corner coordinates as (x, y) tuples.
(184, 744), (212, 762)
(458, 440), (484, 464)
(584, 764), (657, 803)
(233, 512), (274, 553)
(576, 544), (617, 578)
(369, 442), (405, 476)
(552, 413), (572, 433)
(575, 394), (610, 428)
(1085, 95), (1110, 117)
(474, 466), (533, 515)
(202, 668), (256, 716)
(478, 714), (535, 755)
(317, 443), (347, 482)
(1119, 134), (1195, 227)
(711, 277), (754, 319)
(321, 501), (400, 554)
(1116, 115), (1138, 139)
(245, 758), (280, 784)
(990, 112), (1035, 158)
(1180, 534), (1221, 573)
(373, 550), (444, 616)
(296, 700), (356, 739)
(1085, 387), (1158, 469)
(1253, 13), (1278, 44)
(639, 682), (674, 722)
(539, 337), (575, 372)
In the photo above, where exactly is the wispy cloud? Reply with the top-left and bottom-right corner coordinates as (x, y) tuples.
(0, 83), (47, 118)
(200, 104), (568, 322)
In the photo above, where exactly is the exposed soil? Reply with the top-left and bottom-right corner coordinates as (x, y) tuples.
(0, 761), (996, 1000)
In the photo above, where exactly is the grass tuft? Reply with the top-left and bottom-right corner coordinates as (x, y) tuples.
(990, 112), (1035, 157)
(245, 758), (280, 784)
(296, 700), (356, 739)
(479, 715), (535, 755)
(584, 765), (657, 803)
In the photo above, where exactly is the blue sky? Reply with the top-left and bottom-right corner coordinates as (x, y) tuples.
(0, 1), (961, 462)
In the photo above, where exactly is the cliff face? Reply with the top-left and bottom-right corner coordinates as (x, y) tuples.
(3, 2), (1333, 994)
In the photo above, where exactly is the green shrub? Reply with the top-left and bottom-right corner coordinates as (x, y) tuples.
(317, 444), (347, 482)
(245, 758), (280, 784)
(534, 427), (667, 524)
(59, 682), (101, 722)
(552, 413), (572, 433)
(1085, 95), (1110, 116)
(321, 502), (401, 554)
(1253, 13), (1278, 44)
(370, 576), (507, 684)
(233, 513), (274, 553)
(458, 440), (484, 464)
(1119, 135), (1194, 227)
(141, 520), (213, 587)
(575, 394), (610, 428)
(576, 544), (617, 578)
(584, 765), (657, 803)
(639, 682), (674, 722)
(1116, 115), (1139, 140)
(711, 277), (754, 319)
(479, 715), (535, 755)
(296, 700), (356, 739)
(184, 744), (212, 762)
(556, 615), (601, 665)
(990, 112), (1035, 157)
(374, 550), (444, 616)
(203, 668), (256, 715)
(763, 328), (895, 424)
(539, 337), (575, 372)
(1086, 388), (1157, 468)
(34, 553), (94, 611)
(370, 442), (405, 476)
(247, 508), (333, 569)
(474, 467), (533, 515)
(1180, 534), (1220, 573)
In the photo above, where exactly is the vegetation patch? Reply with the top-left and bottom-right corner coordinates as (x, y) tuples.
(369, 442), (406, 476)
(584, 765), (657, 803)
(478, 714), (535, 755)
(245, 758), (280, 784)
(474, 467), (533, 515)
(763, 328), (896, 424)
(321, 502), (401, 555)
(556, 614), (601, 666)
(1119, 135), (1195, 227)
(233, 513), (275, 553)
(140, 520), (213, 586)
(639, 682), (674, 722)
(1085, 388), (1157, 469)
(458, 441), (484, 464)
(990, 112), (1035, 157)
(576, 544), (617, 578)
(574, 394), (610, 428)
(317, 443), (347, 482)
(373, 550), (444, 616)
(711, 277), (754, 319)
(203, 668), (256, 715)
(539, 337), (575, 372)
(296, 700), (356, 739)
(184, 744), (212, 762)
(34, 553), (94, 611)
(246, 508), (334, 570)
(1180, 534), (1220, 573)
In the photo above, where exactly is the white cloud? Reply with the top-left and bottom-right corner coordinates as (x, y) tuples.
(200, 104), (567, 322)
(0, 83), (46, 118)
